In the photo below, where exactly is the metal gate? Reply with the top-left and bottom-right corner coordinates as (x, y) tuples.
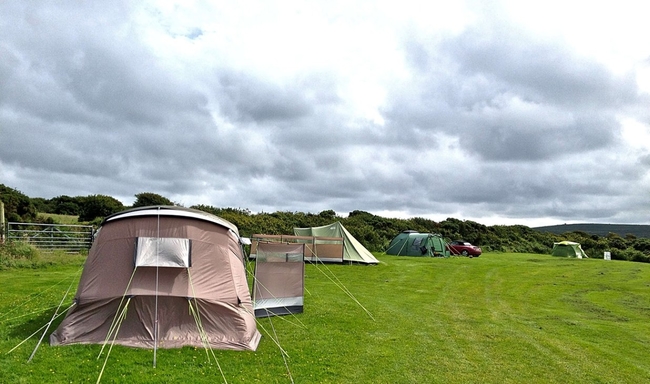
(5, 222), (95, 252)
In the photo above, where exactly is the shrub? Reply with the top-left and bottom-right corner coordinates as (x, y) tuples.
(0, 241), (40, 269)
(611, 247), (649, 263)
(631, 253), (650, 263)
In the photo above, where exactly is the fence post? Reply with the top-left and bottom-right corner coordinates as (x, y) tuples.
(0, 201), (5, 243)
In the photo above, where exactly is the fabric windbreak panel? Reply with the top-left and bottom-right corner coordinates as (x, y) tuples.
(249, 234), (283, 259)
(312, 237), (343, 262)
(135, 237), (191, 268)
(253, 243), (305, 318)
(294, 221), (379, 264)
(279, 235), (315, 260)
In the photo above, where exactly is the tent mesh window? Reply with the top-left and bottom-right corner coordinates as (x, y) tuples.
(256, 250), (303, 263)
(134, 237), (191, 268)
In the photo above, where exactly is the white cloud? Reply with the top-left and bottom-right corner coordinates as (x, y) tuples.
(1, 0), (649, 227)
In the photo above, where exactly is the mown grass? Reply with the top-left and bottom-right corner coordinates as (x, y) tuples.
(1, 253), (649, 383)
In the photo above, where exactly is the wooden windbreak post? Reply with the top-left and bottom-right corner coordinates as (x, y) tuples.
(0, 200), (5, 243)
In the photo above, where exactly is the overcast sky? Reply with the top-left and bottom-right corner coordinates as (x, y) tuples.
(1, 1), (649, 227)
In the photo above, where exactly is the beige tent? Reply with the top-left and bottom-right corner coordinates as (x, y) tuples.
(50, 206), (261, 351)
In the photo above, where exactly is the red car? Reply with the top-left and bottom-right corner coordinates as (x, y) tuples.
(447, 240), (482, 257)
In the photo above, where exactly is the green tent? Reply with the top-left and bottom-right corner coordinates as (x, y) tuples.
(385, 230), (449, 257)
(551, 241), (588, 258)
(293, 222), (379, 264)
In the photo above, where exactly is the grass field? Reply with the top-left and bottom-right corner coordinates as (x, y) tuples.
(1, 253), (649, 383)
(37, 213), (81, 224)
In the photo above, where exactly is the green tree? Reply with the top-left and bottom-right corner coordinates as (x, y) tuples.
(78, 195), (125, 222)
(631, 238), (650, 254)
(318, 209), (337, 221)
(0, 184), (37, 222)
(133, 192), (174, 207)
(50, 195), (83, 215)
(31, 197), (54, 213)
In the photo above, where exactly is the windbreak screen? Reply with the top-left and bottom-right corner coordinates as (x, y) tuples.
(253, 242), (305, 317)
(135, 237), (191, 268)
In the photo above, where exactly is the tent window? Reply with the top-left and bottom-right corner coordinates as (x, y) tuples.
(135, 237), (191, 268)
(257, 251), (303, 263)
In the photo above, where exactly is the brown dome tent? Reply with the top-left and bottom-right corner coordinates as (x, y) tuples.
(50, 206), (261, 351)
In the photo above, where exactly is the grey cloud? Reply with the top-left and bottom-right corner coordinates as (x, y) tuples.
(466, 112), (618, 161)
(446, 29), (639, 108)
(1, 1), (648, 227)
(217, 71), (340, 123)
(1, 1), (208, 129)
(386, 22), (641, 165)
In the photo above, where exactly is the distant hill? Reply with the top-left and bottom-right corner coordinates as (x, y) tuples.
(533, 223), (650, 239)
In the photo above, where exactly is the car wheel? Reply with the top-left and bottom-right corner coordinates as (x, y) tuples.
(461, 250), (469, 256)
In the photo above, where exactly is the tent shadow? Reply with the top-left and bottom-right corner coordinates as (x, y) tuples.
(6, 309), (66, 341)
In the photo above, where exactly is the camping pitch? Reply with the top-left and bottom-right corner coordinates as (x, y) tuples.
(385, 230), (449, 257)
(551, 241), (589, 259)
(50, 206), (261, 352)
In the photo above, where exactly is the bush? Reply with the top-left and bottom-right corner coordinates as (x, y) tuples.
(611, 248), (649, 263)
(0, 241), (40, 269)
(632, 239), (650, 253)
(631, 252), (650, 263)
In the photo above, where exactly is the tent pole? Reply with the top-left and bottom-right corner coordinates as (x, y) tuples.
(396, 235), (408, 255)
(28, 280), (76, 362)
(153, 207), (161, 368)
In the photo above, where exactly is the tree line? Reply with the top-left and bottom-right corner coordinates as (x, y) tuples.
(1, 184), (649, 263)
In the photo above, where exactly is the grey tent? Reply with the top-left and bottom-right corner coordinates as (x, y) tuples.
(385, 230), (449, 256)
(50, 206), (261, 351)
(293, 222), (379, 264)
(551, 241), (588, 259)
(253, 242), (305, 318)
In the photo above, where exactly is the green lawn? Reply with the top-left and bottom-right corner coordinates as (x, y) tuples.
(1, 253), (649, 383)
